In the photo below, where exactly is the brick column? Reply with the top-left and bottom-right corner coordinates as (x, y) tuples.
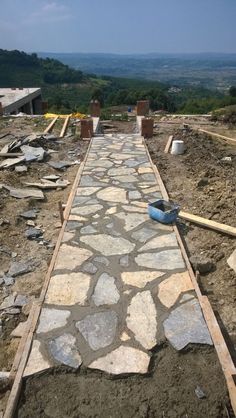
(90, 100), (101, 117)
(81, 118), (93, 139)
(137, 100), (150, 116)
(0, 102), (3, 116)
(141, 118), (154, 138)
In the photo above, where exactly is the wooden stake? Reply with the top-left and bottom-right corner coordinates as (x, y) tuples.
(179, 210), (236, 237)
(164, 135), (173, 153)
(43, 116), (58, 134)
(58, 201), (64, 224)
(59, 115), (70, 138)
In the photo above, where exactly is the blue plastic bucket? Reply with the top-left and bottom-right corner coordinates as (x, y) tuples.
(148, 200), (180, 224)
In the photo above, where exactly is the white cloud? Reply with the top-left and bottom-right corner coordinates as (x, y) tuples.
(24, 1), (73, 24)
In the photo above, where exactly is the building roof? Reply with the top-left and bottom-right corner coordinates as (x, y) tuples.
(0, 88), (41, 108)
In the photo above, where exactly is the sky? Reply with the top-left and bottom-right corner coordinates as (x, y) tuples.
(0, 0), (236, 54)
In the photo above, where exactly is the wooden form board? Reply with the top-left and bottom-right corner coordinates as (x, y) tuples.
(3, 139), (93, 418)
(198, 128), (236, 145)
(43, 116), (58, 134)
(59, 115), (70, 138)
(143, 138), (236, 416)
(179, 210), (236, 237)
(164, 135), (173, 153)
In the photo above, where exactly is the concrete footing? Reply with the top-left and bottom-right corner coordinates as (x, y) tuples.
(141, 118), (154, 138)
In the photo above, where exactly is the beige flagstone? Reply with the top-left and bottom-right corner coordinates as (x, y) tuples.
(97, 187), (127, 203)
(37, 308), (71, 333)
(24, 340), (51, 377)
(120, 332), (131, 341)
(80, 234), (135, 256)
(71, 204), (103, 216)
(69, 215), (87, 222)
(55, 244), (92, 270)
(121, 271), (164, 288)
(138, 167), (153, 174)
(45, 273), (91, 306)
(158, 272), (194, 308)
(115, 212), (149, 231)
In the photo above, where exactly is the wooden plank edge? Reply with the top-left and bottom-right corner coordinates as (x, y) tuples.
(164, 135), (173, 153)
(4, 138), (93, 418)
(59, 115), (70, 138)
(198, 128), (236, 145)
(143, 137), (236, 416)
(179, 210), (236, 237)
(43, 116), (58, 135)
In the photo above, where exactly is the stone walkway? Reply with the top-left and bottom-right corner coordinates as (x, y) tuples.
(24, 133), (212, 377)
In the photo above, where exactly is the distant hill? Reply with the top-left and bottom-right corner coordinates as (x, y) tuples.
(0, 49), (86, 87)
(38, 52), (236, 90)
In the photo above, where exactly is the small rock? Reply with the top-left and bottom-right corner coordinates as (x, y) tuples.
(25, 228), (43, 240)
(195, 386), (206, 399)
(189, 255), (214, 274)
(26, 220), (35, 227)
(221, 156), (232, 164)
(227, 249), (236, 274)
(3, 276), (15, 286)
(197, 178), (208, 187)
(0, 294), (16, 310)
(20, 210), (38, 220)
(14, 294), (28, 307)
(8, 261), (32, 277)
(11, 252), (17, 258)
(15, 165), (27, 173)
(11, 321), (27, 337)
(0, 218), (10, 226)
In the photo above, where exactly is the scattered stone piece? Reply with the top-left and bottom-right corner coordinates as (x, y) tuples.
(195, 386), (206, 399)
(119, 255), (129, 267)
(0, 294), (16, 310)
(127, 291), (157, 349)
(7, 186), (44, 200)
(26, 220), (35, 227)
(163, 299), (213, 350)
(89, 345), (150, 375)
(8, 261), (31, 277)
(24, 340), (51, 377)
(120, 332), (130, 342)
(135, 249), (185, 270)
(92, 273), (120, 306)
(49, 333), (82, 369)
(20, 210), (38, 219)
(3, 276), (15, 286)
(189, 255), (214, 274)
(48, 161), (72, 170)
(21, 145), (45, 162)
(14, 294), (28, 307)
(80, 234), (135, 256)
(45, 273), (91, 306)
(76, 311), (118, 351)
(54, 244), (92, 270)
(25, 227), (42, 240)
(37, 308), (71, 333)
(42, 175), (60, 181)
(227, 249), (236, 274)
(15, 165), (27, 173)
(122, 271), (164, 288)
(11, 321), (27, 338)
(0, 156), (25, 169)
(158, 272), (194, 308)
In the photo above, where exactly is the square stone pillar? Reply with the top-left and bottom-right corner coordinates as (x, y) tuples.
(141, 118), (154, 138)
(137, 100), (150, 116)
(0, 102), (3, 116)
(90, 100), (101, 117)
(81, 118), (93, 139)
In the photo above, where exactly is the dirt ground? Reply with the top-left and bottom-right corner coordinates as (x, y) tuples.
(17, 345), (230, 418)
(0, 116), (88, 412)
(147, 123), (236, 351)
(1, 116), (235, 417)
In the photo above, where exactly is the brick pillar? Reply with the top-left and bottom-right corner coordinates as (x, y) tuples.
(137, 100), (150, 116)
(81, 118), (93, 139)
(90, 100), (101, 117)
(42, 101), (48, 114)
(0, 102), (3, 116)
(141, 118), (154, 138)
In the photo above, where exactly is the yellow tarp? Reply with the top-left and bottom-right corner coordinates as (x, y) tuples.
(44, 112), (87, 119)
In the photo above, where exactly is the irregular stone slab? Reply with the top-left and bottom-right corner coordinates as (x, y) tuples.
(82, 262), (98, 274)
(24, 340), (51, 377)
(76, 187), (101, 196)
(80, 176), (106, 187)
(127, 291), (157, 349)
(37, 308), (70, 334)
(92, 273), (120, 306)
(115, 212), (149, 231)
(128, 191), (142, 200)
(45, 273), (91, 306)
(142, 186), (160, 194)
(25, 227), (42, 240)
(54, 244), (92, 270)
(89, 345), (150, 375)
(80, 225), (97, 234)
(73, 196), (91, 206)
(61, 232), (74, 243)
(163, 299), (213, 350)
(80, 234), (135, 256)
(111, 153), (134, 160)
(20, 210), (38, 220)
(115, 175), (138, 183)
(49, 333), (82, 369)
(106, 207), (117, 215)
(138, 167), (153, 174)
(0, 294), (16, 310)
(97, 187), (127, 203)
(108, 167), (136, 176)
(8, 261), (31, 277)
(10, 321), (27, 338)
(227, 249), (236, 273)
(122, 271), (164, 288)
(122, 205), (147, 214)
(138, 233), (178, 252)
(65, 221), (83, 232)
(86, 160), (113, 168)
(135, 249), (185, 270)
(158, 272), (194, 308)
(76, 311), (118, 351)
(69, 215), (87, 222)
(94, 256), (110, 266)
(131, 227), (157, 243)
(119, 255), (129, 267)
(71, 204), (103, 216)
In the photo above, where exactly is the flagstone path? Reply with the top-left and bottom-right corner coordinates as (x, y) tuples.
(24, 133), (212, 377)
